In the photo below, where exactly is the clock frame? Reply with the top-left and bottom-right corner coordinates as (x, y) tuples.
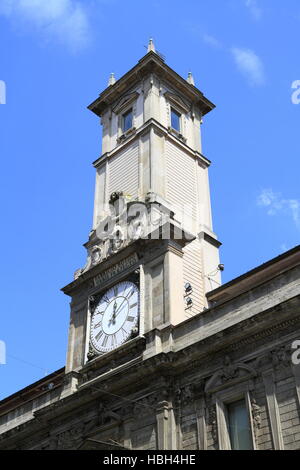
(87, 273), (140, 359)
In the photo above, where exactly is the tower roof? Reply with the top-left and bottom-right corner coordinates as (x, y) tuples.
(88, 51), (215, 117)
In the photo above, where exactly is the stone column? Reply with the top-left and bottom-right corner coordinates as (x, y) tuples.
(262, 371), (284, 450)
(156, 401), (169, 450)
(195, 397), (207, 450)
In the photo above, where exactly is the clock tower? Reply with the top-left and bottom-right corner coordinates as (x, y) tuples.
(2, 41), (299, 454)
(62, 40), (221, 377)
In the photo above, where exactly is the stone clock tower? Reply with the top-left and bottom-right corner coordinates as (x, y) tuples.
(62, 39), (222, 377)
(2, 41), (299, 453)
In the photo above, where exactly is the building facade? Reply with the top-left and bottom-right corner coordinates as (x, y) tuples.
(0, 42), (300, 451)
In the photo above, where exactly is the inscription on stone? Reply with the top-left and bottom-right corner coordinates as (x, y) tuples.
(93, 253), (139, 287)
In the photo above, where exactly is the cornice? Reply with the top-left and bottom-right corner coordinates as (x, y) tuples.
(207, 245), (300, 305)
(88, 51), (215, 117)
(92, 118), (211, 168)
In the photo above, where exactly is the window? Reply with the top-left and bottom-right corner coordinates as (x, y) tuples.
(122, 108), (133, 132)
(227, 400), (253, 450)
(171, 108), (181, 132)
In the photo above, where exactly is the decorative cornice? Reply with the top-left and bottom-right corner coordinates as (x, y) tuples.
(88, 51), (215, 117)
(204, 355), (257, 394)
(92, 118), (211, 169)
(112, 92), (139, 114)
(164, 91), (191, 113)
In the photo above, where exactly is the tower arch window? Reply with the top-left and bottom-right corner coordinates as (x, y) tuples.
(122, 108), (133, 132)
(171, 107), (181, 132)
(112, 91), (139, 143)
(164, 91), (190, 143)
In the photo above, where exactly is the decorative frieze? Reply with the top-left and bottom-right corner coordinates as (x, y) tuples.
(208, 405), (218, 447)
(175, 384), (194, 407)
(94, 253), (139, 287)
(250, 397), (262, 440)
(56, 426), (84, 450)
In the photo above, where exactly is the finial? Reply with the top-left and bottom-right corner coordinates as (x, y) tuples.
(108, 72), (116, 86)
(147, 38), (156, 53)
(187, 71), (195, 86)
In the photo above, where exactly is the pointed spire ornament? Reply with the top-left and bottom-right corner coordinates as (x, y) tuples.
(187, 71), (195, 86)
(108, 72), (116, 86)
(147, 38), (156, 53)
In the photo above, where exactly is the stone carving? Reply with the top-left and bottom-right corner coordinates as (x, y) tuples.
(109, 226), (125, 254)
(208, 405), (218, 447)
(109, 191), (124, 205)
(57, 426), (84, 450)
(73, 193), (176, 280)
(90, 246), (102, 266)
(222, 355), (239, 382)
(93, 253), (139, 287)
(175, 384), (194, 407)
(270, 345), (291, 370)
(251, 398), (262, 440)
(98, 402), (122, 427)
(87, 342), (97, 361)
(205, 356), (257, 392)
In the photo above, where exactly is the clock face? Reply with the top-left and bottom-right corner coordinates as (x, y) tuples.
(90, 281), (139, 354)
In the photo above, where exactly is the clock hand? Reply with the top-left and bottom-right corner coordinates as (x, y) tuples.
(109, 301), (118, 322)
(114, 287), (135, 318)
(113, 297), (128, 318)
(114, 303), (127, 320)
(107, 302), (117, 327)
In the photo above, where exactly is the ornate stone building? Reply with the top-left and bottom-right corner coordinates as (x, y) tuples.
(0, 41), (300, 451)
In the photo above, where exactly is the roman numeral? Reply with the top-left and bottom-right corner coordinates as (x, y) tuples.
(94, 320), (102, 329)
(127, 316), (135, 322)
(102, 295), (110, 304)
(113, 286), (118, 297)
(127, 288), (135, 299)
(111, 334), (117, 348)
(121, 327), (128, 338)
(102, 335), (108, 347)
(95, 331), (103, 342)
(130, 302), (137, 309)
(95, 309), (105, 315)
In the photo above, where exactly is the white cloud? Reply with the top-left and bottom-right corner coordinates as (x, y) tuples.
(257, 189), (300, 230)
(202, 33), (222, 49)
(245, 0), (263, 21)
(0, 0), (90, 52)
(231, 47), (265, 86)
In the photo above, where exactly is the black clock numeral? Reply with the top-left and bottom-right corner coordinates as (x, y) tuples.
(130, 302), (137, 309)
(127, 288), (135, 299)
(127, 316), (135, 322)
(95, 331), (103, 342)
(102, 295), (110, 304)
(102, 335), (109, 347)
(93, 320), (102, 329)
(113, 286), (118, 297)
(111, 334), (117, 347)
(120, 327), (128, 338)
(95, 309), (105, 316)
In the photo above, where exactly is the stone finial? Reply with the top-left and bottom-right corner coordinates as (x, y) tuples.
(187, 71), (195, 86)
(147, 38), (156, 53)
(108, 72), (116, 86)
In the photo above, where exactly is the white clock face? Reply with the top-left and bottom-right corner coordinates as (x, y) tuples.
(90, 281), (139, 354)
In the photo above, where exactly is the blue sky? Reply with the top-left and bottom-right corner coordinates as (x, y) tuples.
(0, 0), (299, 399)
